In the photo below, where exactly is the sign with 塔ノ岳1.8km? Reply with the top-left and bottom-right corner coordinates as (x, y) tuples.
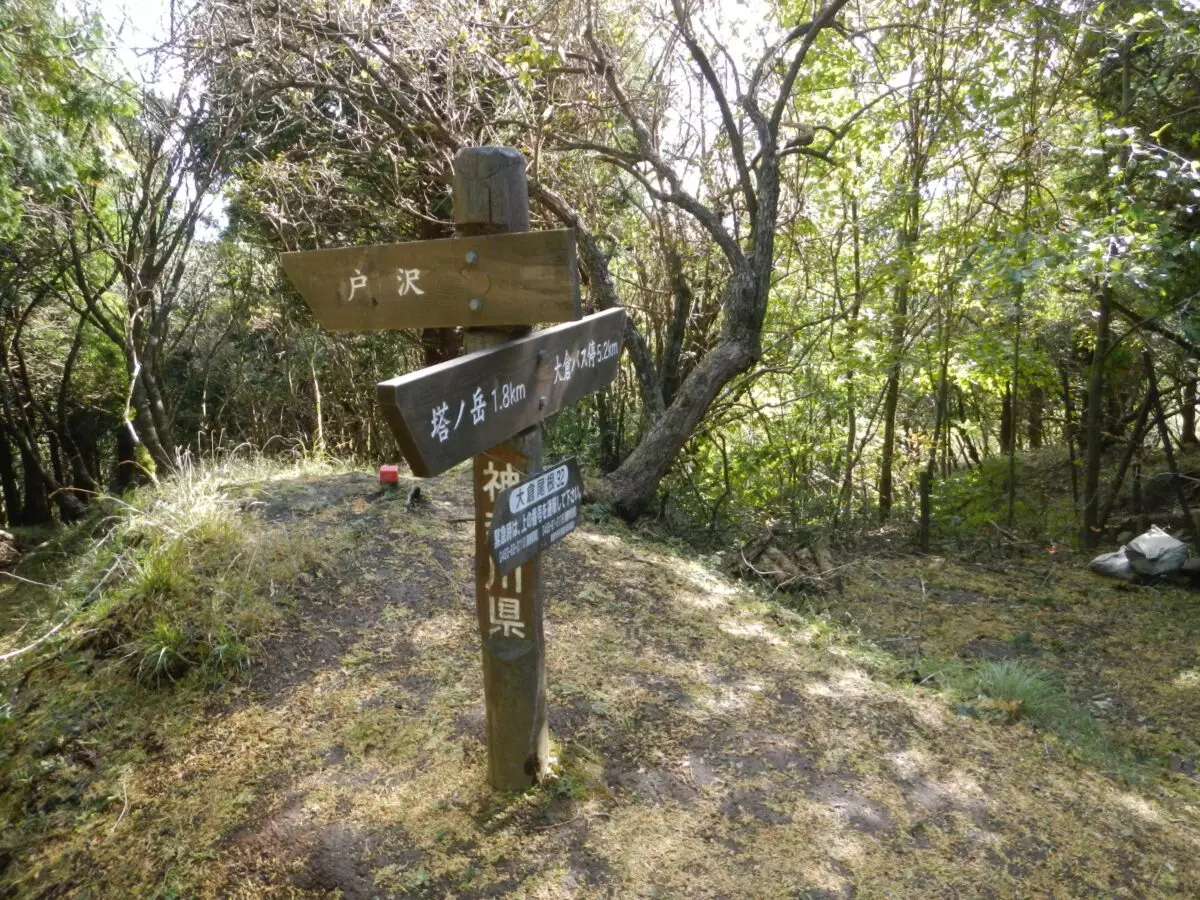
(488, 458), (583, 576)
(376, 307), (625, 477)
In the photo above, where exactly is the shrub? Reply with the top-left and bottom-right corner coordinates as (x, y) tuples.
(11, 457), (331, 686)
(973, 660), (1070, 726)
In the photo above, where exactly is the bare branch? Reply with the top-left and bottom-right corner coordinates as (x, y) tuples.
(669, 0), (757, 221)
(769, 0), (854, 138)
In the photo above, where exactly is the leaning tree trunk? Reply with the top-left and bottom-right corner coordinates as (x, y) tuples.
(604, 277), (762, 520)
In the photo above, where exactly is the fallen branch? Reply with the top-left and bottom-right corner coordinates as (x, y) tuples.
(987, 519), (1037, 546)
(0, 571), (61, 590)
(0, 620), (67, 663)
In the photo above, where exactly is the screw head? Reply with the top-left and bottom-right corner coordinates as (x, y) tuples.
(468, 297), (483, 311)
(465, 250), (479, 265)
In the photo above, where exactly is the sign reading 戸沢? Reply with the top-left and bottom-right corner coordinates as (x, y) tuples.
(376, 307), (625, 477)
(279, 229), (580, 331)
(488, 457), (583, 576)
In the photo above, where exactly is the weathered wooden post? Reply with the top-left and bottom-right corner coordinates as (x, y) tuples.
(454, 147), (548, 789)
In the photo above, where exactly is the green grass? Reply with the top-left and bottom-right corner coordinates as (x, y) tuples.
(51, 477), (287, 683)
(973, 660), (1073, 724)
(767, 615), (1133, 777)
(969, 660), (1128, 772)
(0, 457), (350, 884)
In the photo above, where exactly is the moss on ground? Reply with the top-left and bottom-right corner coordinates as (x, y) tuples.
(2, 460), (1199, 897)
(831, 547), (1200, 774)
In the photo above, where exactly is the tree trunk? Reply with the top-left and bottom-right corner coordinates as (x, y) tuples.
(1060, 364), (1080, 512)
(114, 424), (141, 493)
(67, 411), (101, 498)
(1027, 384), (1045, 449)
(596, 388), (619, 474)
(658, 218), (692, 408)
(1180, 376), (1198, 446)
(20, 443), (51, 525)
(605, 326), (758, 520)
(879, 167), (920, 521)
(999, 384), (1015, 455)
(127, 360), (172, 473)
(1097, 388), (1153, 533)
(957, 427), (981, 467)
(421, 327), (461, 367)
(4, 412), (86, 523)
(838, 185), (864, 524)
(878, 284), (907, 522)
(1145, 351), (1197, 546)
(0, 423), (21, 526)
(48, 432), (65, 488)
(57, 314), (99, 501)
(1132, 461), (1145, 533)
(1081, 285), (1112, 547)
(141, 367), (175, 469)
(918, 469), (931, 552)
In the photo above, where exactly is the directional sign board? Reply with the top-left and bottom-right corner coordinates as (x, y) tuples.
(281, 229), (580, 331)
(488, 457), (583, 576)
(377, 307), (626, 477)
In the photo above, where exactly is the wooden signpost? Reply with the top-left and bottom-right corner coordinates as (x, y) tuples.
(281, 145), (624, 791)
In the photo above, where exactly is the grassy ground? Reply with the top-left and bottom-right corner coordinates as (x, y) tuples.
(2, 460), (1199, 897)
(829, 548), (1200, 772)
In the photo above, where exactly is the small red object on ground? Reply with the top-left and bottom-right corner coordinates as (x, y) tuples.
(379, 465), (400, 484)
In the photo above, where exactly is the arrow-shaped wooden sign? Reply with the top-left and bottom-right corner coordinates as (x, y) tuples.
(280, 229), (580, 331)
(377, 308), (626, 477)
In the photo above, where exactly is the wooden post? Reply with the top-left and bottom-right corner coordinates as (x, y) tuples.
(454, 147), (549, 790)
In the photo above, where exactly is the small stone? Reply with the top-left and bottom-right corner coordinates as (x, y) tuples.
(0, 529), (18, 568)
(1168, 753), (1195, 774)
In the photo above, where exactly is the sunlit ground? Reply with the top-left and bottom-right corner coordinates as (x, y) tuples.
(2, 464), (1199, 897)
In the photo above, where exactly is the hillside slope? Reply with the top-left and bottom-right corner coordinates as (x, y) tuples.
(2, 463), (1199, 898)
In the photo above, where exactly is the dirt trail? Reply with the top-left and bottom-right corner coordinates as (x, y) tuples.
(9, 467), (1200, 897)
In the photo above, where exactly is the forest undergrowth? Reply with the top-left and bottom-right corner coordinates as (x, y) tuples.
(0, 454), (1198, 897)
